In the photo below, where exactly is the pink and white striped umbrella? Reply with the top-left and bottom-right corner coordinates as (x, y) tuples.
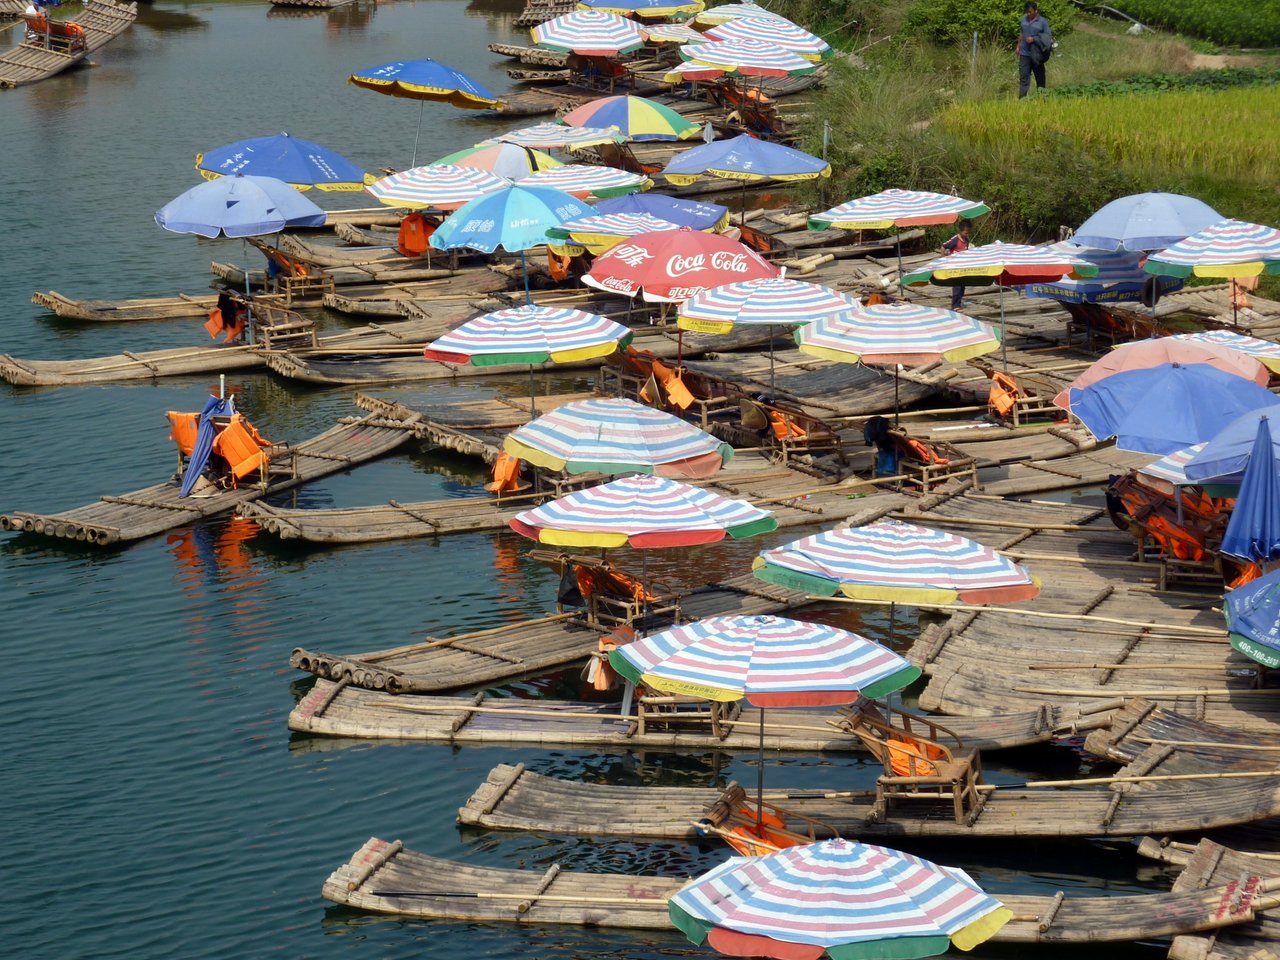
(1171, 330), (1280, 374)
(546, 211), (682, 255)
(643, 22), (703, 44)
(679, 39), (818, 77)
(795, 301), (998, 365)
(677, 276), (857, 334)
(810, 188), (989, 230)
(903, 242), (1098, 286)
(365, 163), (511, 210)
(532, 9), (648, 56)
(516, 163), (651, 199)
(693, 1), (786, 25)
(1144, 219), (1280, 279)
(705, 17), (831, 60)
(485, 121), (626, 150)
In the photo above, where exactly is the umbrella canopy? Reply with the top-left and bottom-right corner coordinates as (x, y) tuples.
(583, 227), (778, 302)
(670, 838), (1012, 960)
(610, 615), (919, 706)
(1170, 331), (1280, 374)
(1220, 418), (1280, 564)
(1144, 219), (1280, 279)
(663, 133), (831, 185)
(1073, 192), (1225, 252)
(1136, 442), (1207, 495)
(515, 163), (651, 199)
(1184, 409), (1280, 484)
(795, 301), (999, 366)
(547, 212), (682, 255)
(753, 521), (1039, 605)
(195, 132), (368, 192)
(532, 10), (648, 56)
(179, 394), (236, 498)
(679, 38), (818, 77)
(1052, 337), (1270, 411)
(902, 242), (1098, 287)
(644, 22), (705, 44)
(510, 473), (776, 547)
(1224, 568), (1280, 668)
(678, 276), (856, 334)
(562, 94), (700, 141)
(705, 16), (831, 59)
(434, 142), (562, 179)
(809, 188), (988, 231)
(365, 164), (511, 211)
(348, 58), (500, 108)
(1067, 363), (1280, 456)
(1025, 242), (1184, 305)
(424, 305), (631, 366)
(594, 192), (729, 230)
(428, 184), (592, 254)
(155, 174), (326, 238)
(504, 397), (731, 478)
(486, 121), (626, 150)
(693, 0), (786, 24)
(578, 0), (705, 14)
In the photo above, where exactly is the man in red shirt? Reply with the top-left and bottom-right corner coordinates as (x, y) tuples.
(941, 220), (971, 310)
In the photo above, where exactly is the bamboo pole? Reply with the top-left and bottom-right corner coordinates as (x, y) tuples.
(1133, 737), (1280, 752)
(892, 514), (1094, 532)
(359, 612), (582, 661)
(1028, 663), (1240, 672)
(1015, 685), (1280, 698)
(371, 890), (670, 905)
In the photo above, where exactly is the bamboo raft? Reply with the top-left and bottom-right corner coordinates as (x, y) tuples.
(0, 408), (419, 546)
(271, 0), (360, 7)
(0, 0), (136, 89)
(457, 749), (1280, 841)
(30, 290), (243, 323)
(1169, 841), (1280, 960)
(1088, 699), (1280, 765)
(289, 573), (809, 694)
(324, 837), (1280, 944)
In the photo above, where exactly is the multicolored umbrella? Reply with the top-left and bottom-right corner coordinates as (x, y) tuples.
(678, 277), (856, 334)
(670, 838), (1012, 960)
(810, 189), (990, 232)
(365, 164), (511, 211)
(594, 192), (729, 231)
(643, 22), (704, 44)
(1072, 192), (1223, 253)
(547, 211), (682, 256)
(1171, 331), (1280, 374)
(1024, 243), (1183, 306)
(510, 473), (776, 547)
(693, 1), (787, 26)
(504, 397), (731, 478)
(532, 10), (648, 56)
(434, 142), (562, 179)
(663, 133), (831, 185)
(583, 227), (778, 302)
(578, 0), (704, 15)
(1052, 337), (1270, 411)
(486, 121), (626, 151)
(664, 61), (733, 83)
(679, 38), (819, 77)
(1224, 568), (1280, 668)
(1145, 219), (1280, 324)
(705, 16), (831, 59)
(1136, 442), (1206, 494)
(515, 163), (651, 199)
(754, 521), (1040, 606)
(562, 94), (701, 141)
(195, 132), (369, 192)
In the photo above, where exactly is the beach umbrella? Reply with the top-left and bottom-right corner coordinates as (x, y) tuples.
(679, 39), (819, 78)
(643, 22), (705, 44)
(349, 58), (502, 166)
(515, 163), (651, 199)
(504, 397), (732, 479)
(1052, 337), (1270, 412)
(669, 838), (1012, 960)
(1170, 331), (1280, 374)
(1135, 442), (1207, 495)
(547, 212), (682, 256)
(485, 121), (626, 151)
(428, 184), (592, 301)
(532, 10), (648, 56)
(425, 304), (631, 415)
(693, 0), (787, 25)
(594, 192), (730, 231)
(179, 393), (236, 498)
(1184, 409), (1280, 485)
(195, 131), (369, 192)
(1220, 418), (1280, 566)
(364, 164), (511, 211)
(583, 227), (778, 302)
(795, 301), (999, 421)
(1072, 191), (1224, 252)
(1067, 363), (1280, 456)
(434, 142), (562, 180)
(1224, 568), (1280, 668)
(1024, 243), (1183, 306)
(562, 94), (700, 141)
(664, 61), (734, 83)
(705, 17), (832, 60)
(578, 0), (705, 15)
(1144, 219), (1280, 324)
(902, 242), (1098, 368)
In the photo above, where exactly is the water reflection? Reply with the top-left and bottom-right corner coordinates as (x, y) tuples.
(169, 516), (272, 642)
(135, 3), (208, 33)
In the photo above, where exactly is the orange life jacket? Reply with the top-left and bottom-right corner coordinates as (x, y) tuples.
(167, 412), (200, 458)
(651, 359), (695, 410)
(397, 212), (435, 258)
(988, 371), (1020, 418)
(886, 734), (949, 777)
(574, 564), (654, 604)
(902, 436), (948, 466)
(204, 309), (224, 340)
(768, 410), (807, 441)
(212, 415), (270, 485)
(547, 249), (572, 282)
(485, 452), (523, 494)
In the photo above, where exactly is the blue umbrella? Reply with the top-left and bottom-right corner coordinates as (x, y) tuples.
(1184, 410), (1280, 484)
(1221, 417), (1280, 564)
(1068, 363), (1280, 456)
(180, 394), (235, 498)
(1025, 242), (1183, 305)
(594, 193), (729, 231)
(195, 132), (368, 192)
(155, 174), (326, 238)
(429, 184), (592, 301)
(1224, 568), (1280, 668)
(1072, 192), (1223, 252)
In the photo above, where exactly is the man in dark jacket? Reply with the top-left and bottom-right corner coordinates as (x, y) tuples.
(1017, 2), (1053, 98)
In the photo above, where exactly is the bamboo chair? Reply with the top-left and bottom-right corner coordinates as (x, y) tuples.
(247, 238), (336, 306)
(882, 427), (977, 491)
(532, 550), (682, 629)
(974, 362), (1063, 427)
(635, 695), (742, 740)
(740, 398), (843, 464)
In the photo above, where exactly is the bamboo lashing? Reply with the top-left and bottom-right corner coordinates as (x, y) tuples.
(372, 889), (669, 906)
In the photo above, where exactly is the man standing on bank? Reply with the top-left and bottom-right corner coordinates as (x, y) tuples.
(1018, 2), (1053, 99)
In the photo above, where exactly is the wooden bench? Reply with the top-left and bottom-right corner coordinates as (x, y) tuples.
(635, 695), (741, 739)
(251, 302), (319, 350)
(599, 350), (738, 429)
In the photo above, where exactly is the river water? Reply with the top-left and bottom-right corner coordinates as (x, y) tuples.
(1, 3), (1177, 958)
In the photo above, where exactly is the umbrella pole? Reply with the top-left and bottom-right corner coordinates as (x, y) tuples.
(411, 99), (425, 167)
(528, 363), (537, 418)
(522, 250), (531, 305)
(756, 708), (765, 831)
(896, 236), (905, 301)
(740, 182), (746, 228)
(1176, 485), (1184, 526)
(769, 323), (775, 390)
(999, 284), (1008, 370)
(242, 240), (254, 343)
(893, 368), (900, 427)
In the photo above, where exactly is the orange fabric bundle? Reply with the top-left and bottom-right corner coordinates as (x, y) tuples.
(167, 412), (200, 458)
(397, 212), (435, 258)
(485, 452), (523, 493)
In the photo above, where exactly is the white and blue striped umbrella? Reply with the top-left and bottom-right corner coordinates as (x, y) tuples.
(670, 838), (1012, 959)
(810, 189), (988, 231)
(705, 16), (831, 59)
(532, 10), (647, 55)
(365, 164), (511, 210)
(424, 305), (631, 365)
(1171, 330), (1280, 373)
(485, 121), (626, 151)
(679, 39), (818, 77)
(1137, 443), (1206, 493)
(1144, 219), (1280, 279)
(578, 0), (706, 18)
(795, 301), (998, 366)
(610, 615), (919, 706)
(678, 276), (856, 334)
(515, 163), (651, 199)
(693, 0), (787, 25)
(504, 397), (731, 478)
(547, 212), (682, 255)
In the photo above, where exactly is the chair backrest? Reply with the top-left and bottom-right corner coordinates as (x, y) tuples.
(844, 699), (961, 779)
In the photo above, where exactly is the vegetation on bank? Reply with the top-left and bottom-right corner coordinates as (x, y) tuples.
(1105, 0), (1280, 48)
(1046, 65), (1280, 97)
(904, 0), (1075, 45)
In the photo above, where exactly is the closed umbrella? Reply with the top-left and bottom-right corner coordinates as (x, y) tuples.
(1224, 568), (1280, 668)
(179, 393), (236, 498)
(195, 131), (368, 192)
(1219, 417), (1280, 566)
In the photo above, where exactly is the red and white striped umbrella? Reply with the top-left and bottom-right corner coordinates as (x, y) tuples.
(902, 242), (1097, 287)
(693, 0), (786, 25)
(583, 227), (778, 302)
(679, 39), (818, 77)
(365, 163), (511, 210)
(1144, 219), (1280, 279)
(678, 276), (856, 334)
(532, 9), (648, 56)
(515, 163), (651, 199)
(705, 17), (831, 60)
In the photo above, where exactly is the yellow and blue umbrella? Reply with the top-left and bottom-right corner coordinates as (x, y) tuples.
(663, 133), (830, 185)
(562, 94), (700, 141)
(195, 131), (369, 192)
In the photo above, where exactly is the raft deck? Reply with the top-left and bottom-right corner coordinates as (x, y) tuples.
(1170, 841), (1280, 960)
(0, 0), (136, 89)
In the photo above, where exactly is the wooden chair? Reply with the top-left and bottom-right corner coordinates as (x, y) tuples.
(702, 782), (843, 855)
(878, 426), (978, 491)
(635, 695), (742, 740)
(599, 350), (738, 429)
(841, 697), (987, 826)
(247, 238), (336, 306)
(740, 398), (843, 463)
(250, 301), (319, 350)
(532, 550), (682, 629)
(977, 364), (1062, 427)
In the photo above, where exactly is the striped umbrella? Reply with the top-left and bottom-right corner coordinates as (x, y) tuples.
(425, 305), (632, 414)
(486, 121), (626, 151)
(1024, 242), (1183, 306)
(578, 0), (705, 14)
(1145, 219), (1280, 324)
(365, 164), (511, 211)
(515, 163), (652, 199)
(693, 1), (787, 25)
(644, 22), (705, 44)
(562, 95), (701, 142)
(532, 10), (648, 56)
(679, 39), (819, 77)
(1171, 330), (1280, 374)
(705, 17), (832, 60)
(664, 61), (731, 82)
(504, 397), (732, 479)
(810, 189), (989, 231)
(433, 142), (562, 179)
(547, 212), (682, 256)
(583, 227), (778, 303)
(510, 473), (776, 547)
(753, 521), (1039, 606)
(1137, 442), (1206, 495)
(670, 838), (1012, 960)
